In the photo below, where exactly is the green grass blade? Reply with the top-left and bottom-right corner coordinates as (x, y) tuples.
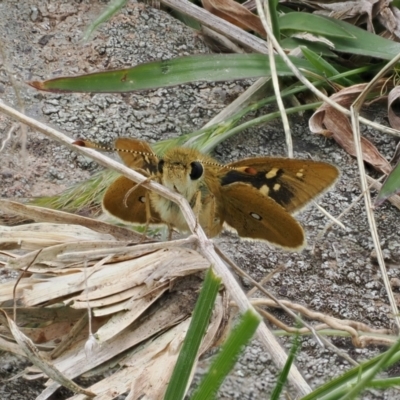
(280, 12), (400, 60)
(300, 46), (353, 86)
(279, 12), (355, 38)
(270, 330), (301, 400)
(368, 377), (400, 388)
(164, 268), (221, 400)
(316, 17), (400, 60)
(301, 346), (400, 400)
(82, 0), (128, 41)
(375, 159), (400, 206)
(28, 54), (321, 93)
(340, 337), (400, 400)
(268, 0), (280, 42)
(190, 309), (261, 400)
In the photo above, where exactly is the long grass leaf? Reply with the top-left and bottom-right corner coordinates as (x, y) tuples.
(300, 46), (352, 86)
(28, 54), (320, 93)
(301, 347), (400, 400)
(280, 12), (400, 60)
(279, 12), (355, 38)
(271, 330), (301, 400)
(268, 0), (280, 42)
(340, 337), (400, 400)
(164, 268), (221, 400)
(191, 309), (261, 400)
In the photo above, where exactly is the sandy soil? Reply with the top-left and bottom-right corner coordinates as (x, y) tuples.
(1, 1), (400, 399)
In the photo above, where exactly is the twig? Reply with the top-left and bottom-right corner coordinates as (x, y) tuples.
(253, 299), (394, 348)
(215, 245), (323, 347)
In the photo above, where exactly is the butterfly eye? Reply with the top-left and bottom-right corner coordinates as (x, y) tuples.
(158, 160), (164, 174)
(190, 161), (203, 180)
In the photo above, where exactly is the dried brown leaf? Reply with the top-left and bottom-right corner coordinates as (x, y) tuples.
(309, 85), (392, 174)
(388, 86), (400, 130)
(202, 0), (266, 36)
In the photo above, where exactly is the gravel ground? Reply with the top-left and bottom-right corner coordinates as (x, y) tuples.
(1, 1), (400, 399)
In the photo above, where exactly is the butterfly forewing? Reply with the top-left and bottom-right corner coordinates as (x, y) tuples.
(221, 182), (305, 249)
(223, 158), (339, 213)
(114, 138), (158, 174)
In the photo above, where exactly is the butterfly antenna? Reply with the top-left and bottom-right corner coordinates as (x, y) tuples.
(73, 139), (155, 157)
(73, 139), (114, 152)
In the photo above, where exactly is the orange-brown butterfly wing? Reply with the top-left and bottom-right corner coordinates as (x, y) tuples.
(103, 176), (162, 225)
(221, 182), (305, 249)
(114, 138), (158, 174)
(224, 158), (339, 213)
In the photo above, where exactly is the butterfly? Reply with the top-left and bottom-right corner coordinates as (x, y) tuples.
(74, 138), (339, 250)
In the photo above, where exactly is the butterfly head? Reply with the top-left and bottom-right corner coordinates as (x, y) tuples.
(157, 148), (206, 200)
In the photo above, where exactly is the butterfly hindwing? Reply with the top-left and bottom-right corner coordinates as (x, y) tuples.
(103, 175), (162, 225)
(223, 157), (339, 213)
(221, 182), (305, 249)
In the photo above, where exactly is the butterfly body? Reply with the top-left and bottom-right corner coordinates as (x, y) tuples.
(74, 138), (339, 250)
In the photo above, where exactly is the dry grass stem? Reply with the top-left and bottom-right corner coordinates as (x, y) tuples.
(313, 202), (346, 230)
(215, 246), (383, 366)
(191, 0), (400, 138)
(246, 264), (285, 297)
(201, 26), (246, 53)
(255, 0), (293, 157)
(317, 175), (388, 241)
(350, 55), (400, 329)
(253, 298), (395, 348)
